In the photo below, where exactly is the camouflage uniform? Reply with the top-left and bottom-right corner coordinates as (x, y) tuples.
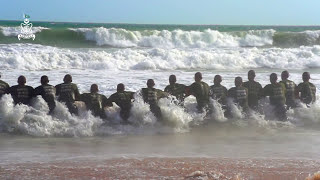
(227, 86), (249, 111)
(7, 85), (35, 105)
(209, 84), (228, 106)
(34, 84), (56, 113)
(263, 83), (287, 121)
(280, 79), (297, 108)
(243, 81), (263, 110)
(297, 82), (316, 105)
(80, 93), (108, 119)
(108, 91), (135, 121)
(142, 88), (167, 120)
(189, 81), (210, 112)
(0, 80), (9, 98)
(164, 83), (186, 104)
(55, 83), (80, 115)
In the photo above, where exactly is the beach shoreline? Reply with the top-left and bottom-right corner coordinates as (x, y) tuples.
(1, 157), (319, 179)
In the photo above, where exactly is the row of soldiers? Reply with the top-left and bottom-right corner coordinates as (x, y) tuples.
(0, 70), (317, 122)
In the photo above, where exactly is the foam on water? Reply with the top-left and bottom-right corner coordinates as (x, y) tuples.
(2, 89), (320, 137)
(1, 44), (320, 71)
(0, 26), (49, 36)
(72, 27), (275, 48)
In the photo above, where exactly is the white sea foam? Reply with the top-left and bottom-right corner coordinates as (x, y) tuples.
(71, 27), (275, 48)
(0, 26), (49, 36)
(1, 44), (320, 71)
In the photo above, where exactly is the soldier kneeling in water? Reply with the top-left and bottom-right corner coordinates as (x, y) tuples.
(263, 73), (287, 121)
(80, 84), (108, 119)
(8, 76), (35, 105)
(187, 72), (210, 113)
(164, 75), (187, 105)
(141, 79), (168, 121)
(55, 74), (80, 115)
(227, 77), (249, 117)
(297, 72), (316, 107)
(108, 83), (135, 122)
(0, 72), (10, 99)
(34, 75), (56, 114)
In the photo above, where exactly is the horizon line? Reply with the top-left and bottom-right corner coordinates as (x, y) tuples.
(0, 19), (320, 27)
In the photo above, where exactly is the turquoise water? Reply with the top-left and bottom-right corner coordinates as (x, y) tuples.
(1, 20), (320, 48)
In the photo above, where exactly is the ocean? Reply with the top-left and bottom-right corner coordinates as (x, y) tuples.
(0, 21), (320, 179)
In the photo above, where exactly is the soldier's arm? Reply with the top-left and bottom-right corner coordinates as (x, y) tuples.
(129, 91), (135, 99)
(102, 95), (109, 107)
(33, 86), (41, 96)
(263, 85), (269, 97)
(105, 94), (114, 107)
(73, 84), (81, 101)
(258, 83), (263, 99)
(55, 85), (60, 96)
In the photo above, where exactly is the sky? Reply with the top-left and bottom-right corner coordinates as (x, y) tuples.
(0, 0), (319, 25)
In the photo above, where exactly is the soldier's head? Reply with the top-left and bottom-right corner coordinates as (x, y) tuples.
(248, 70), (256, 81)
(234, 77), (243, 87)
(63, 74), (72, 83)
(18, 75), (26, 85)
(281, 70), (289, 81)
(270, 73), (278, 84)
(302, 72), (310, 82)
(147, 79), (155, 88)
(90, 84), (99, 93)
(169, 75), (176, 85)
(214, 75), (222, 85)
(117, 83), (125, 92)
(194, 72), (202, 82)
(40, 75), (49, 85)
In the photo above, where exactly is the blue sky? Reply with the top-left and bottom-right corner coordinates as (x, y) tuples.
(0, 0), (319, 25)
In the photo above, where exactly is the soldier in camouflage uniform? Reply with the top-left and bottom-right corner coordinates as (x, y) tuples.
(55, 74), (80, 115)
(209, 75), (228, 107)
(141, 79), (167, 120)
(228, 77), (249, 112)
(187, 72), (210, 113)
(164, 75), (186, 105)
(80, 84), (108, 119)
(279, 70), (298, 109)
(7, 76), (35, 105)
(0, 73), (9, 99)
(297, 72), (316, 106)
(108, 83), (135, 122)
(263, 73), (287, 121)
(34, 75), (56, 114)
(243, 70), (263, 111)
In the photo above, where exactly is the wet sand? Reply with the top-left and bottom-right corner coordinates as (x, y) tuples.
(1, 158), (319, 180)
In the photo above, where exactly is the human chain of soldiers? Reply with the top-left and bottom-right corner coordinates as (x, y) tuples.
(0, 70), (317, 122)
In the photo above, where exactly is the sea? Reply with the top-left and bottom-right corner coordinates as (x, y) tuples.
(0, 21), (320, 179)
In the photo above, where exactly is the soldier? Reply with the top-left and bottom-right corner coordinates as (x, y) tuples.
(34, 75), (56, 114)
(209, 75), (228, 107)
(279, 70), (297, 109)
(108, 83), (135, 122)
(164, 75), (186, 105)
(7, 76), (35, 105)
(227, 77), (249, 112)
(80, 84), (108, 119)
(243, 70), (263, 110)
(141, 79), (167, 120)
(187, 72), (210, 112)
(55, 74), (80, 115)
(0, 73), (9, 99)
(297, 72), (316, 106)
(263, 73), (287, 121)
